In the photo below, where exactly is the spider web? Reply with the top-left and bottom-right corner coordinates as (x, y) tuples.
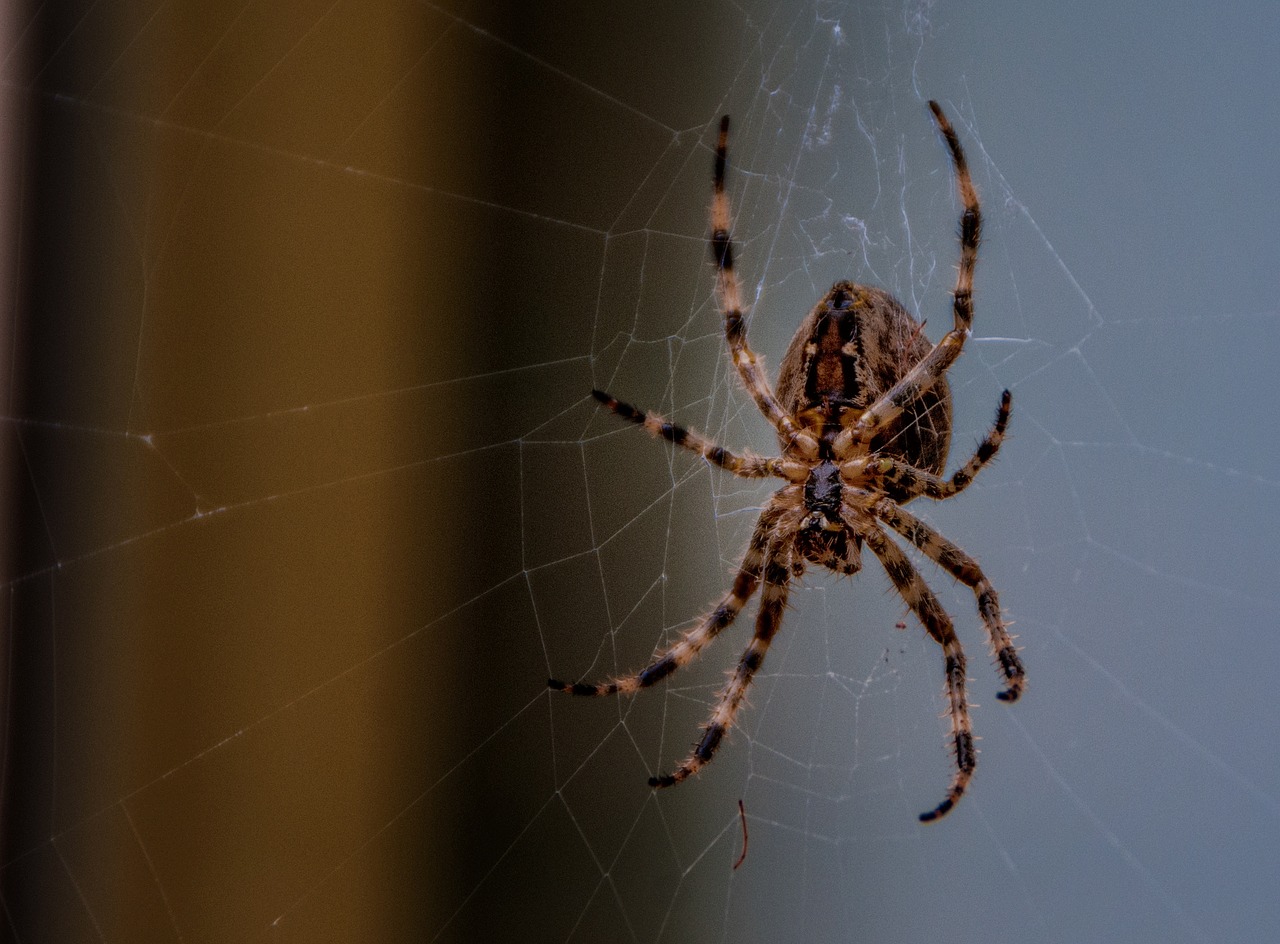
(3, 1), (1279, 942)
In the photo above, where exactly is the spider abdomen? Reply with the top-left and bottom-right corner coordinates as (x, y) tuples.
(776, 281), (952, 485)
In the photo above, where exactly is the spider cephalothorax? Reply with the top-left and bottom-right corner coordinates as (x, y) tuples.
(549, 102), (1025, 822)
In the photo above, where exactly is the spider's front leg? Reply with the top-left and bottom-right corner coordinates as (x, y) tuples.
(862, 523), (975, 822)
(873, 500), (1025, 702)
(649, 523), (795, 787)
(548, 502), (784, 698)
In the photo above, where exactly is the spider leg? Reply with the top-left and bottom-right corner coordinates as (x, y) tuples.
(929, 100), (980, 341)
(649, 521), (795, 787)
(843, 390), (1011, 499)
(548, 502), (784, 697)
(872, 500), (1025, 702)
(931, 387), (1010, 494)
(590, 389), (785, 479)
(861, 522), (974, 822)
(711, 117), (818, 456)
(840, 101), (982, 452)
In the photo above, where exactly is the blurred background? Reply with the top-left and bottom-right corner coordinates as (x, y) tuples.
(2, 1), (1278, 942)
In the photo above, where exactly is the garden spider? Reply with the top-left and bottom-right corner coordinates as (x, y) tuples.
(549, 102), (1025, 822)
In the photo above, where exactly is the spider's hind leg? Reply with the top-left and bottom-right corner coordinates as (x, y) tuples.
(928, 100), (980, 338)
(709, 117), (818, 457)
(841, 101), (982, 452)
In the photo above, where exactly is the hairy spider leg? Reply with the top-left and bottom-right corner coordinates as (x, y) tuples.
(649, 517), (798, 787)
(843, 390), (1012, 499)
(929, 100), (980, 339)
(712, 116), (818, 458)
(840, 101), (982, 454)
(548, 502), (786, 697)
(873, 500), (1025, 701)
(862, 524), (975, 822)
(588, 389), (785, 479)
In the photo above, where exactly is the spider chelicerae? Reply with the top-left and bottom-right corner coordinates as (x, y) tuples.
(549, 101), (1025, 822)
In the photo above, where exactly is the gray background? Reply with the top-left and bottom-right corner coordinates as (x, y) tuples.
(2, 1), (1277, 942)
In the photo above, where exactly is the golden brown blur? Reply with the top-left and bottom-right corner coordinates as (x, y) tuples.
(3, 3), (491, 939)
(3, 0), (752, 938)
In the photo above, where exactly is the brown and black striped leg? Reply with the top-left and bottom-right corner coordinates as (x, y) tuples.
(873, 500), (1025, 702)
(648, 521), (795, 787)
(591, 389), (782, 478)
(845, 390), (1012, 499)
(548, 503), (784, 698)
(862, 523), (975, 822)
(842, 101), (982, 451)
(711, 117), (817, 457)
(929, 100), (980, 339)
(938, 388), (1010, 494)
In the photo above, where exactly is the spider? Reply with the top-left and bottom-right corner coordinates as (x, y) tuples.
(549, 102), (1025, 822)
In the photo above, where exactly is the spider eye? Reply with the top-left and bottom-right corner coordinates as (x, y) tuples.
(829, 289), (852, 310)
